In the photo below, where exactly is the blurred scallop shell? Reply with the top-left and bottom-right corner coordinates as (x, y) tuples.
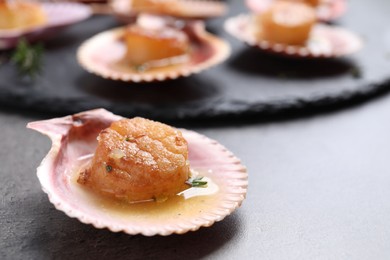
(225, 14), (362, 59)
(77, 21), (230, 82)
(27, 109), (248, 236)
(0, 2), (92, 50)
(245, 0), (346, 22)
(111, 0), (227, 22)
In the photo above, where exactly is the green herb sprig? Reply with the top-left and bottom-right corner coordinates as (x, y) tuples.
(186, 176), (208, 188)
(105, 165), (113, 172)
(11, 39), (43, 79)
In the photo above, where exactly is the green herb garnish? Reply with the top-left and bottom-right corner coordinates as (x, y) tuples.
(11, 39), (43, 78)
(186, 176), (208, 188)
(105, 165), (113, 172)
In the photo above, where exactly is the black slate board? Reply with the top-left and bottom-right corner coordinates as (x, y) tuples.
(0, 0), (389, 121)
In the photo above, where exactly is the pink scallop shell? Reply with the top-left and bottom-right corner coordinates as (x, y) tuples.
(224, 13), (363, 59)
(111, 0), (227, 21)
(0, 2), (92, 50)
(77, 21), (230, 82)
(245, 0), (347, 22)
(27, 109), (248, 236)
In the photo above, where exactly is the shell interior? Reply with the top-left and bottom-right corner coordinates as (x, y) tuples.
(77, 21), (231, 82)
(224, 13), (362, 59)
(27, 109), (248, 236)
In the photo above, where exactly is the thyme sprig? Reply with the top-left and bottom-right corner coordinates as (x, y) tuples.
(186, 176), (208, 188)
(105, 165), (113, 172)
(11, 39), (43, 78)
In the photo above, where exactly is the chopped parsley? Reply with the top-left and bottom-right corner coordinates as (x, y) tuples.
(186, 176), (208, 188)
(105, 165), (113, 172)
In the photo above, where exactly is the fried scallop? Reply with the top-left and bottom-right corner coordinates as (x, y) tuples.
(0, 0), (46, 30)
(256, 1), (316, 45)
(124, 21), (190, 69)
(78, 117), (190, 202)
(77, 12), (230, 82)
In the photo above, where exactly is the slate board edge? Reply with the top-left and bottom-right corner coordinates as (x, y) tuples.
(1, 78), (389, 122)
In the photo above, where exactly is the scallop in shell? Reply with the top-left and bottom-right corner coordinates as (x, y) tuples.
(224, 13), (362, 59)
(111, 0), (227, 22)
(77, 17), (230, 82)
(245, 0), (346, 22)
(0, 2), (92, 50)
(27, 109), (248, 236)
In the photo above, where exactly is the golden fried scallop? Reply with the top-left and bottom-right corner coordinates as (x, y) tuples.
(78, 117), (190, 202)
(124, 23), (189, 68)
(257, 1), (316, 45)
(0, 1), (46, 30)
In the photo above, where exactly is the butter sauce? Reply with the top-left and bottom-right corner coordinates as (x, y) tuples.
(70, 155), (220, 222)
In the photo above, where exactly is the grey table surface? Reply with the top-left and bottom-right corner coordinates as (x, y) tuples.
(2, 0), (390, 259)
(2, 92), (390, 259)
